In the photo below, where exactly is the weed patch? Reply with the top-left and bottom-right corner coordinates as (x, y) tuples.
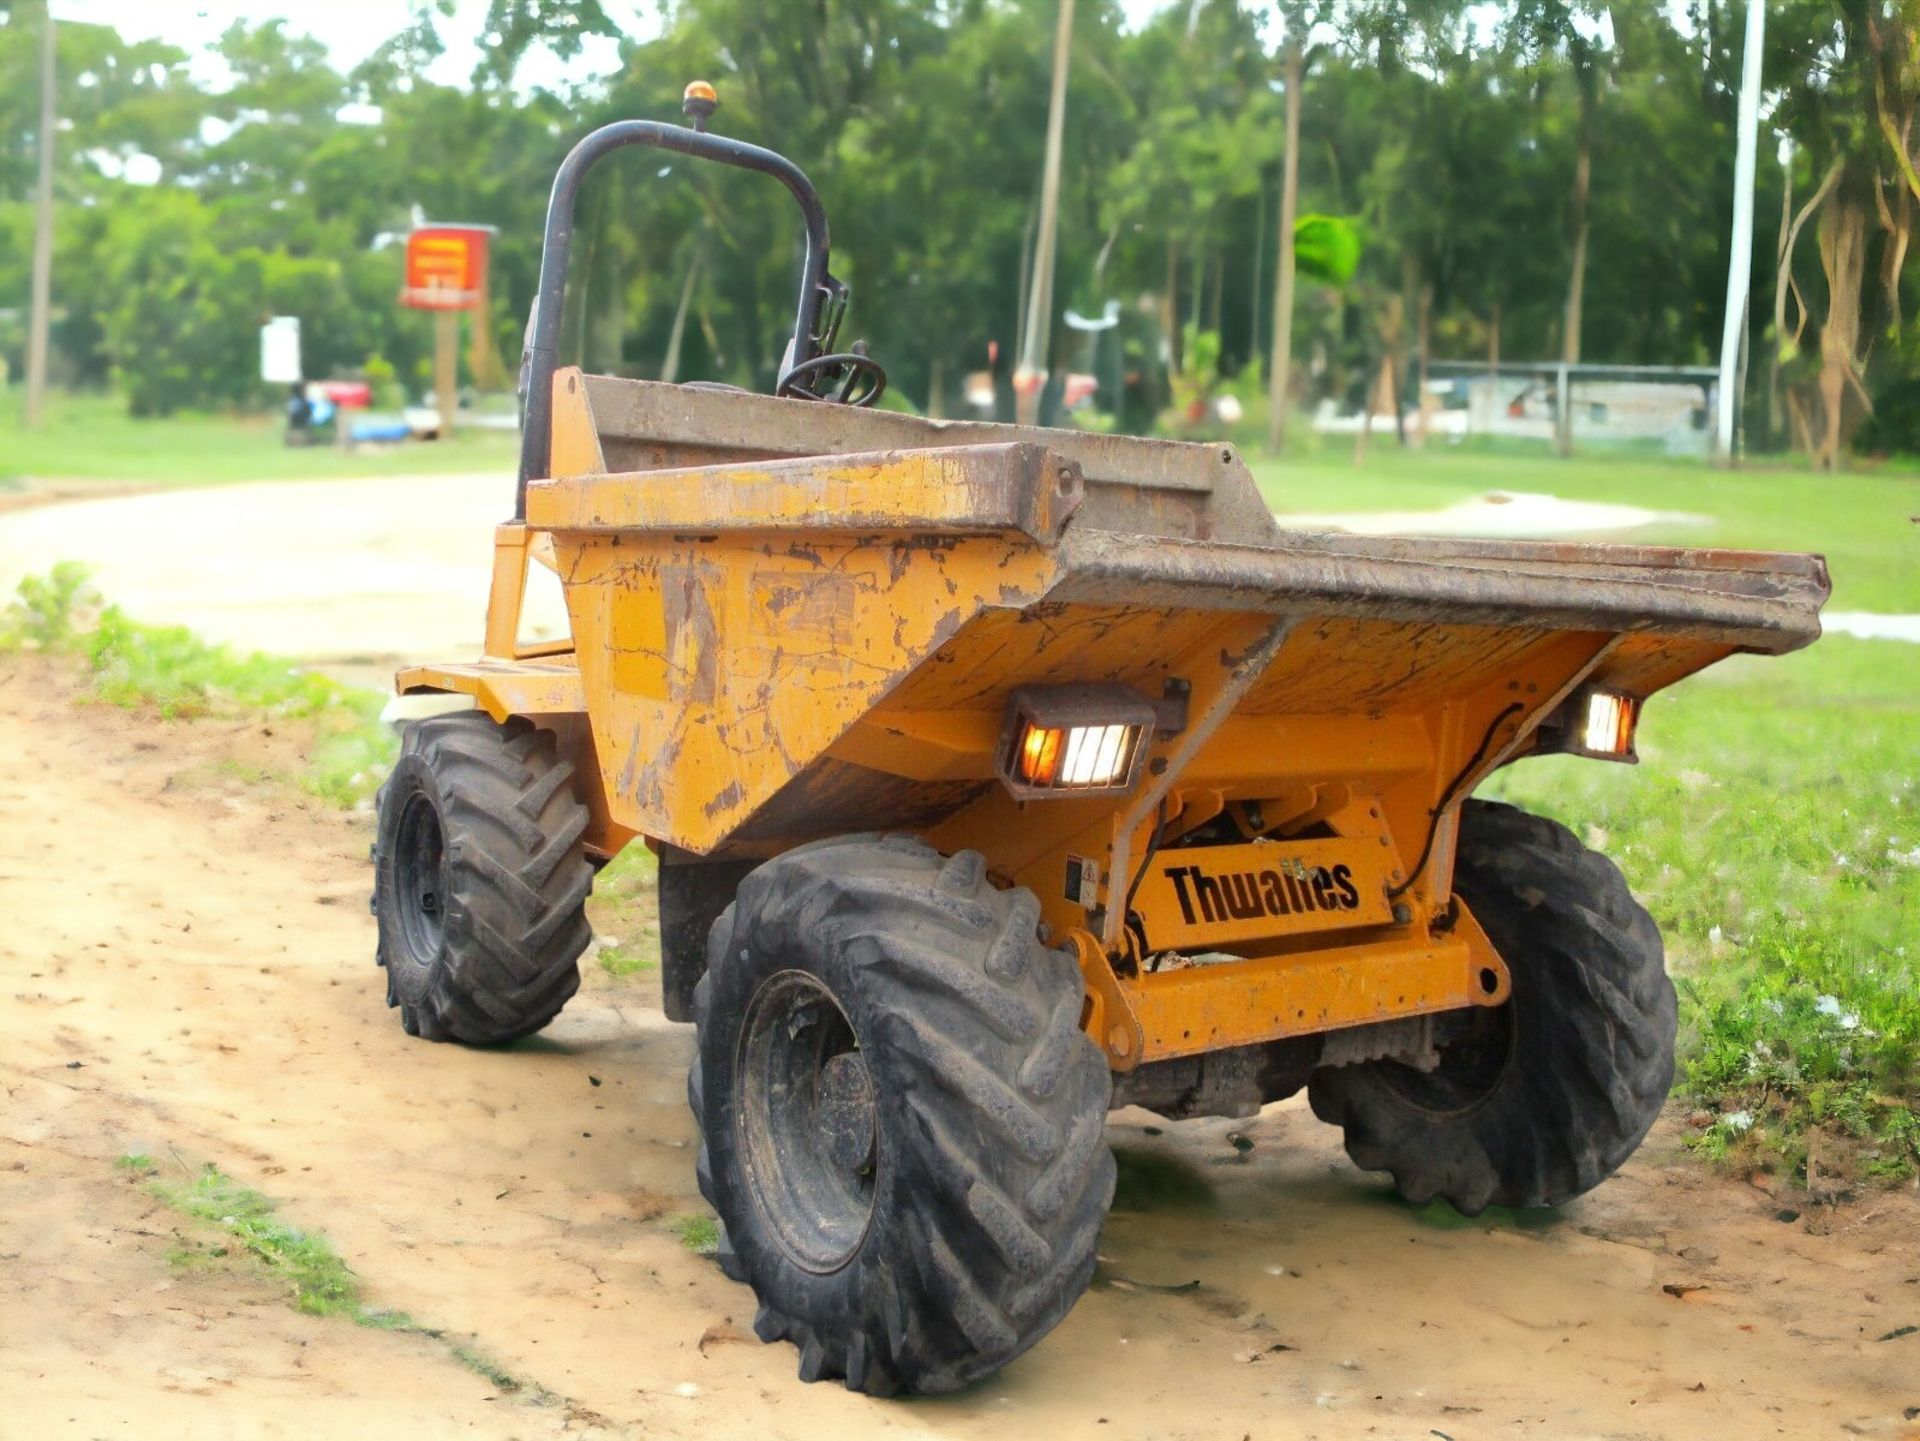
(149, 1165), (371, 1318)
(141, 1158), (549, 1398)
(673, 1211), (720, 1255)
(2, 564), (395, 805)
(596, 945), (656, 979)
(586, 845), (661, 982)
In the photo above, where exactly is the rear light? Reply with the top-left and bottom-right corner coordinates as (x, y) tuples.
(1581, 690), (1637, 756)
(1017, 722), (1136, 788)
(1543, 687), (1640, 762)
(1000, 685), (1155, 798)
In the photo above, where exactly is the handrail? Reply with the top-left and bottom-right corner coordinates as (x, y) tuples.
(516, 119), (832, 517)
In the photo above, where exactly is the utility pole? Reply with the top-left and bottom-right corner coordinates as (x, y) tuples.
(1266, 35), (1303, 452)
(1016, 0), (1075, 427)
(25, 5), (57, 428)
(1715, 0), (1766, 464)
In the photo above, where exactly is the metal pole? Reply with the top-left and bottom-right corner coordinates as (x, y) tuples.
(435, 309), (459, 438)
(25, 7), (56, 429)
(1715, 0), (1766, 464)
(1266, 37), (1303, 452)
(1016, 0), (1075, 426)
(1555, 360), (1569, 455)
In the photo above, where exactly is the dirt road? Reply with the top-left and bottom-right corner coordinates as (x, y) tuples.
(0, 474), (570, 664)
(4, 662), (1917, 1440)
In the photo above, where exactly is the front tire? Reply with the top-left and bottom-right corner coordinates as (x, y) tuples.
(690, 835), (1115, 1395)
(372, 713), (593, 1044)
(1309, 799), (1676, 1214)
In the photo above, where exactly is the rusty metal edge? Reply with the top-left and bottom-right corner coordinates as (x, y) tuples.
(578, 372), (1238, 495)
(1050, 531), (1828, 653)
(526, 441), (1085, 545)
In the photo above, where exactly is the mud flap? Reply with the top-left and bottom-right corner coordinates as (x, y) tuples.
(658, 850), (757, 1021)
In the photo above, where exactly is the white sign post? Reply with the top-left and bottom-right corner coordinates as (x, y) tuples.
(1714, 0), (1766, 463)
(260, 316), (302, 385)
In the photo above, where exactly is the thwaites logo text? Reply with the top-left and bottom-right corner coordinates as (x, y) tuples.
(1164, 858), (1361, 926)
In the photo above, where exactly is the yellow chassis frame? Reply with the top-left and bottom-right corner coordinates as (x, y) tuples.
(403, 519), (1526, 1073)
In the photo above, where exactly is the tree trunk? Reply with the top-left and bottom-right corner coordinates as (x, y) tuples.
(587, 267), (624, 374)
(1558, 115), (1591, 459)
(1249, 173), (1266, 367)
(1266, 37), (1304, 452)
(1483, 295), (1501, 440)
(1768, 154), (1792, 444)
(1414, 275), (1433, 447)
(1208, 248), (1224, 338)
(1785, 385), (1813, 456)
(1815, 193), (1868, 471)
(1163, 237), (1182, 376)
(659, 243), (704, 384)
(927, 354), (946, 419)
(24, 7), (54, 430)
(1017, 0), (1076, 426)
(1772, 156), (1842, 447)
(1354, 294), (1404, 468)
(1013, 200), (1036, 375)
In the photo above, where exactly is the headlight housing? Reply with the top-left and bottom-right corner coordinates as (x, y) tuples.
(998, 684), (1156, 798)
(1541, 686), (1640, 762)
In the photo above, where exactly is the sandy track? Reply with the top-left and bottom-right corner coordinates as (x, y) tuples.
(0, 474), (570, 664)
(3, 661), (1917, 1440)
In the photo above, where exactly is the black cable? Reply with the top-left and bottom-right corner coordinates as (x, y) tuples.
(1386, 702), (1525, 901)
(1122, 798), (1169, 969)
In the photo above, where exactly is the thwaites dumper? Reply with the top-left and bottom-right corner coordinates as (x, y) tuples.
(370, 87), (1830, 1395)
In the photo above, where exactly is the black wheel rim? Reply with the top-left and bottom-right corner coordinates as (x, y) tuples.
(393, 789), (448, 966)
(734, 971), (876, 1273)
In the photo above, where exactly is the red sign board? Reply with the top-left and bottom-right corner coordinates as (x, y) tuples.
(317, 380), (372, 408)
(401, 226), (491, 310)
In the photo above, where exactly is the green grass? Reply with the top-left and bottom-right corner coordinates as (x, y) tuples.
(588, 845), (661, 981)
(150, 1164), (384, 1320)
(2, 562), (395, 806)
(1252, 442), (1920, 613)
(1482, 637), (1920, 1181)
(143, 1158), (545, 1395)
(0, 391), (516, 489)
(595, 945), (657, 979)
(672, 1212), (720, 1255)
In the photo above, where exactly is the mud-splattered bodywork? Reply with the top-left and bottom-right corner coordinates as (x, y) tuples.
(399, 369), (1828, 1071)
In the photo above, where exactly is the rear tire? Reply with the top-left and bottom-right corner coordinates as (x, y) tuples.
(690, 835), (1115, 1395)
(1309, 799), (1675, 1213)
(371, 713), (593, 1044)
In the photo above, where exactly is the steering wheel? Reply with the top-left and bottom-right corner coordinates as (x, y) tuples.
(777, 352), (888, 408)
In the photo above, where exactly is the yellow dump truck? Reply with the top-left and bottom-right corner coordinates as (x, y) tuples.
(369, 89), (1830, 1395)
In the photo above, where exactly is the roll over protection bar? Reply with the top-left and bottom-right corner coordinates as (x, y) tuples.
(516, 112), (834, 518)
